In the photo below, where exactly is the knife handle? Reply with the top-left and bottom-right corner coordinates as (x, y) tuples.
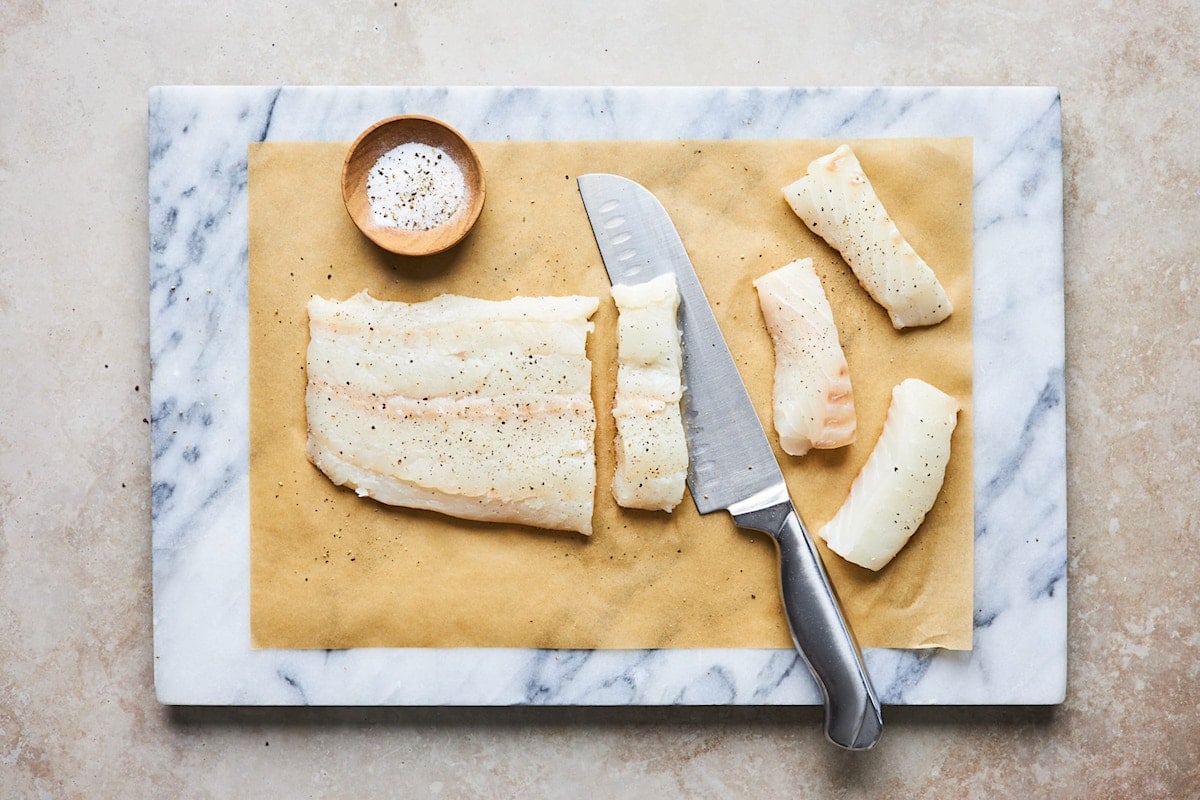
(733, 501), (883, 750)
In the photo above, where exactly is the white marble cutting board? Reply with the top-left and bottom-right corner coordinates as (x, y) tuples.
(149, 86), (1066, 706)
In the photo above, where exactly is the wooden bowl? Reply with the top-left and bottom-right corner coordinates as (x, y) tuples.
(341, 115), (486, 256)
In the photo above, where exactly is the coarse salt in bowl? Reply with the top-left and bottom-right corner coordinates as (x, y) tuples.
(341, 115), (486, 257)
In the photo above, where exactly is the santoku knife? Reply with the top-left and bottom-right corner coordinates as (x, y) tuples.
(578, 173), (882, 750)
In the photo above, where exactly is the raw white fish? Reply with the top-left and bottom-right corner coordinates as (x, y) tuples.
(610, 274), (688, 511)
(783, 144), (952, 329)
(817, 378), (959, 571)
(306, 290), (600, 535)
(753, 258), (855, 456)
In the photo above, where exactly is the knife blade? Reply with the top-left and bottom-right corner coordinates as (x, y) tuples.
(578, 173), (882, 750)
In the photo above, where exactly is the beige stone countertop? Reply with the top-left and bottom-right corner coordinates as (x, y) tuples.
(2, 1), (1197, 797)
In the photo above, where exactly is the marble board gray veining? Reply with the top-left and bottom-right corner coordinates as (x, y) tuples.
(149, 86), (1066, 706)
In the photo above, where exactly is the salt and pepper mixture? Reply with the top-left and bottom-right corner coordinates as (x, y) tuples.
(366, 142), (467, 231)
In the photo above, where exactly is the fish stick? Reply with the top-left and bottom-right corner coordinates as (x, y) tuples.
(610, 274), (688, 512)
(753, 258), (856, 456)
(818, 378), (959, 571)
(783, 144), (952, 329)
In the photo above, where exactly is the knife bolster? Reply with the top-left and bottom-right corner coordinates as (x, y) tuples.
(730, 500), (794, 540)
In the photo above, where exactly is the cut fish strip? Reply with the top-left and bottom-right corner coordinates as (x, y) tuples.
(753, 258), (855, 456)
(305, 290), (600, 534)
(783, 144), (952, 329)
(817, 378), (960, 571)
(610, 274), (688, 512)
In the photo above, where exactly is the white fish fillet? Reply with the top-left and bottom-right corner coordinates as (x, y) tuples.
(753, 258), (855, 456)
(783, 144), (952, 329)
(610, 274), (688, 512)
(306, 290), (600, 535)
(818, 378), (959, 571)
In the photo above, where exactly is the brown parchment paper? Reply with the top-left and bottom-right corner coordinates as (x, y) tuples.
(248, 137), (973, 651)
